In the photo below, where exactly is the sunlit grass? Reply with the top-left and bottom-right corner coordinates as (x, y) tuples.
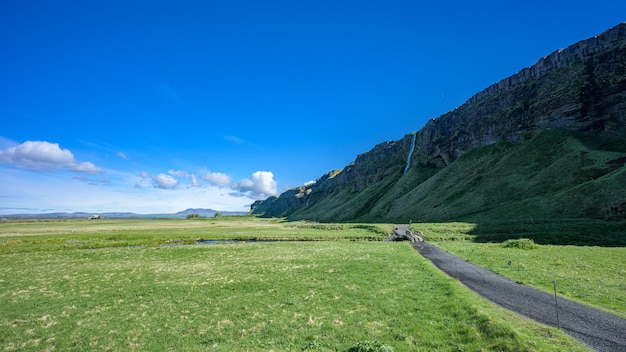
(429, 234), (626, 319)
(0, 218), (589, 351)
(0, 241), (586, 351)
(0, 217), (389, 254)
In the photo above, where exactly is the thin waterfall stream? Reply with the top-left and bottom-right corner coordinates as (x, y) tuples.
(404, 133), (416, 174)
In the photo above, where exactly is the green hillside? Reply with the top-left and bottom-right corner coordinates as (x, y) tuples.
(385, 129), (626, 222)
(276, 129), (625, 226)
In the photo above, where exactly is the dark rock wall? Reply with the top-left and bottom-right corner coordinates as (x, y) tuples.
(415, 22), (626, 167)
(332, 134), (414, 191)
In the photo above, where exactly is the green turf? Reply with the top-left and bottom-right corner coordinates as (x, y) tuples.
(0, 218), (588, 351)
(421, 222), (626, 319)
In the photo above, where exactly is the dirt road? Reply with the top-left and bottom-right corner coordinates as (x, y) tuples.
(413, 242), (626, 352)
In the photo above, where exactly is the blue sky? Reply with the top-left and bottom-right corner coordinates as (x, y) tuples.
(1, 1), (624, 214)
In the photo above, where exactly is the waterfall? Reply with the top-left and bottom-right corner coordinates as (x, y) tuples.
(404, 133), (416, 174)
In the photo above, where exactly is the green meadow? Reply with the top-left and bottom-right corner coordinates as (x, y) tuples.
(0, 218), (594, 351)
(422, 221), (626, 319)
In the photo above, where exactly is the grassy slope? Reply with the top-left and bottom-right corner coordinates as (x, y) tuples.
(281, 129), (626, 224)
(0, 219), (588, 351)
(289, 165), (406, 222)
(385, 129), (626, 222)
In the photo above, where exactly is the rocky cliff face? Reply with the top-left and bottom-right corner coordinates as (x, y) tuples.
(252, 23), (626, 222)
(416, 22), (626, 168)
(333, 135), (414, 191)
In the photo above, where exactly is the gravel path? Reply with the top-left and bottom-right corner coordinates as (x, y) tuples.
(412, 242), (626, 352)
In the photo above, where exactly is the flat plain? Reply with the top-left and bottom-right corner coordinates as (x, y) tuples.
(0, 217), (596, 351)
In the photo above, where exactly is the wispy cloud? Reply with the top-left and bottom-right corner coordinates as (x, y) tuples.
(190, 173), (199, 187)
(77, 140), (129, 162)
(169, 169), (200, 188)
(168, 169), (189, 178)
(0, 141), (103, 174)
(224, 135), (260, 149)
(228, 192), (248, 198)
(157, 83), (189, 110)
(73, 176), (112, 185)
(224, 135), (246, 144)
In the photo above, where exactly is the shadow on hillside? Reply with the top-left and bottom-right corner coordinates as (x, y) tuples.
(468, 219), (626, 247)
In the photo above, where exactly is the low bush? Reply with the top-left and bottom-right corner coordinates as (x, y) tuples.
(294, 223), (345, 230)
(502, 238), (538, 249)
(346, 341), (395, 352)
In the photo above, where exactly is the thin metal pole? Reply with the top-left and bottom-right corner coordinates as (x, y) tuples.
(552, 280), (561, 329)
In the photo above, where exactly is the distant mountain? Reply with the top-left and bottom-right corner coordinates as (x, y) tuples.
(251, 23), (626, 223)
(1, 208), (248, 219)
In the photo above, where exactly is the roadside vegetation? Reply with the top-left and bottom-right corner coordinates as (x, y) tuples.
(422, 221), (626, 319)
(0, 217), (590, 351)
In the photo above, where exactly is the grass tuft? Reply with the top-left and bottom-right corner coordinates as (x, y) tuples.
(345, 340), (395, 352)
(502, 238), (538, 249)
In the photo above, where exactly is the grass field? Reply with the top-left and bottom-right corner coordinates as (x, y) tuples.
(0, 217), (592, 351)
(421, 222), (626, 319)
(0, 217), (388, 255)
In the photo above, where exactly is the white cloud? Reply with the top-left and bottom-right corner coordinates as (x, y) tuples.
(139, 172), (179, 189)
(0, 166), (278, 215)
(0, 167), (253, 215)
(204, 171), (278, 199)
(203, 172), (233, 187)
(167, 169), (201, 187)
(304, 180), (316, 186)
(117, 151), (128, 159)
(199, 170), (279, 199)
(235, 171), (278, 199)
(190, 173), (200, 187)
(152, 173), (179, 189)
(168, 169), (189, 178)
(0, 141), (103, 174)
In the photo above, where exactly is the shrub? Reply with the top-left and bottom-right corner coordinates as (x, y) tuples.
(502, 238), (538, 249)
(295, 223), (344, 230)
(350, 224), (388, 235)
(345, 341), (394, 352)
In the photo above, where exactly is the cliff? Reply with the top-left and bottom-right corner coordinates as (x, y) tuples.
(417, 22), (626, 168)
(252, 23), (626, 222)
